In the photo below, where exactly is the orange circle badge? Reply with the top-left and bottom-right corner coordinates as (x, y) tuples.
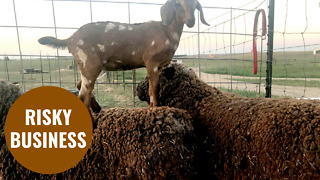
(4, 86), (93, 174)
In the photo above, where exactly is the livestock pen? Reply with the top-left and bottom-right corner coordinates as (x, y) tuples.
(0, 0), (320, 178)
(0, 0), (319, 108)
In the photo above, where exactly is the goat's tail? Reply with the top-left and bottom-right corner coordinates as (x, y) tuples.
(38, 36), (68, 50)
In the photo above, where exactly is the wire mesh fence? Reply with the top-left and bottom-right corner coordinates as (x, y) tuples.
(0, 0), (319, 108)
(175, 0), (269, 98)
(175, 0), (320, 99)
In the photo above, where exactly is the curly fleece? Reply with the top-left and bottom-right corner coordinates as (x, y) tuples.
(137, 63), (320, 179)
(0, 95), (196, 180)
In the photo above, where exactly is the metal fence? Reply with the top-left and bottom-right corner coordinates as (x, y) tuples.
(1, 0), (319, 108)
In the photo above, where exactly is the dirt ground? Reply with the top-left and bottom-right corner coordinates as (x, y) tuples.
(194, 68), (320, 98)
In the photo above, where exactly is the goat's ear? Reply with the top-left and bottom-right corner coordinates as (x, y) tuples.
(161, 0), (175, 26)
(163, 66), (176, 80)
(196, 2), (210, 26)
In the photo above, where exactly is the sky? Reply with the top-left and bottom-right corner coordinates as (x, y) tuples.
(0, 0), (319, 57)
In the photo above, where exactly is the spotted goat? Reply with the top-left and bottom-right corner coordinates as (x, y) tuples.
(38, 0), (209, 112)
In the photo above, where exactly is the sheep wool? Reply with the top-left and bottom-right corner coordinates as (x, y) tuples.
(0, 81), (22, 179)
(137, 63), (320, 179)
(0, 81), (21, 132)
(1, 105), (196, 179)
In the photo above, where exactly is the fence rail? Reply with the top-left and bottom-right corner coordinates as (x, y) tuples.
(1, 0), (319, 108)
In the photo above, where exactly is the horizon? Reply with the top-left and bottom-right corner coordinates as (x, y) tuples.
(1, 50), (318, 61)
(0, 0), (319, 58)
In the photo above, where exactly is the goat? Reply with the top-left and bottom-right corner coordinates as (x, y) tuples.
(38, 0), (210, 113)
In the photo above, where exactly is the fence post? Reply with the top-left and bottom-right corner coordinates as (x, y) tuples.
(89, 0), (99, 102)
(123, 71), (125, 90)
(128, 1), (136, 106)
(13, 0), (25, 92)
(4, 56), (10, 81)
(40, 52), (44, 86)
(230, 7), (233, 92)
(266, 0), (275, 98)
(48, 55), (52, 83)
(89, 0), (93, 22)
(197, 11), (201, 79)
(51, 0), (62, 88)
(30, 55), (33, 80)
(73, 60), (77, 87)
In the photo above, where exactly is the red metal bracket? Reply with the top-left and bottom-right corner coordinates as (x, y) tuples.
(252, 9), (267, 74)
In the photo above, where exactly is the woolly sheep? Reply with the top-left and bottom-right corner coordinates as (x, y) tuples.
(137, 63), (320, 179)
(1, 106), (196, 179)
(0, 81), (21, 179)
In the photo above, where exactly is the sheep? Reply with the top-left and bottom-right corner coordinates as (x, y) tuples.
(0, 81), (21, 125)
(137, 63), (320, 179)
(0, 81), (22, 179)
(38, 0), (210, 113)
(1, 106), (197, 179)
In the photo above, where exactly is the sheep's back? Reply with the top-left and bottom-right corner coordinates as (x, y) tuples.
(199, 96), (320, 179)
(1, 106), (196, 180)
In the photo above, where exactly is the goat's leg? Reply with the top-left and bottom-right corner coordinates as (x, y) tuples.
(89, 95), (101, 113)
(146, 67), (160, 107)
(148, 79), (154, 106)
(77, 80), (101, 113)
(74, 49), (103, 114)
(76, 80), (82, 90)
(78, 75), (94, 110)
(77, 62), (101, 115)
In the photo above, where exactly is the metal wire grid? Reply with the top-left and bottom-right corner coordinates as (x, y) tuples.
(1, 0), (319, 107)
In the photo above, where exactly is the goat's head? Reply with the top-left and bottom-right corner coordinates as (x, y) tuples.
(161, 0), (210, 28)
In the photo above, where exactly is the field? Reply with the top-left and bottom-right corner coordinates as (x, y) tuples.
(200, 51), (320, 78)
(0, 51), (319, 107)
(183, 51), (320, 98)
(0, 57), (148, 108)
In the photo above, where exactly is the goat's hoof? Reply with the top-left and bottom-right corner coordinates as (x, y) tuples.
(149, 104), (158, 112)
(91, 104), (102, 114)
(92, 107), (102, 114)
